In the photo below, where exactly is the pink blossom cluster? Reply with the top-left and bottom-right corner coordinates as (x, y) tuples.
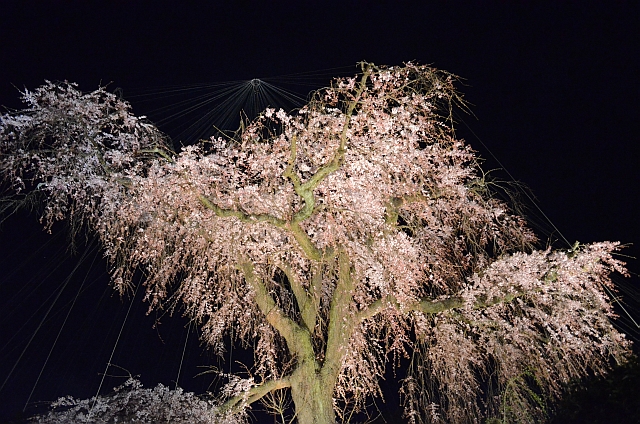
(1, 64), (631, 423)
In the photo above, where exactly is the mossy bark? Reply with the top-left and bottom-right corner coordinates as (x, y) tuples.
(289, 361), (336, 424)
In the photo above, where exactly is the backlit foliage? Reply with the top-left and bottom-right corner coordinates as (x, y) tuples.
(1, 64), (631, 423)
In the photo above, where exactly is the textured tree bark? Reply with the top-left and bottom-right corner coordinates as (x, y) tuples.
(289, 362), (336, 424)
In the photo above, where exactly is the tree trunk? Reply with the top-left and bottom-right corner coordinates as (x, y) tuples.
(289, 362), (336, 424)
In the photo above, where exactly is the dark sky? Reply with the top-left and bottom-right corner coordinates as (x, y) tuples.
(1, 1), (638, 422)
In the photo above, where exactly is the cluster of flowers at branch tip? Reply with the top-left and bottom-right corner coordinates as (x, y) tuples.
(1, 62), (631, 423)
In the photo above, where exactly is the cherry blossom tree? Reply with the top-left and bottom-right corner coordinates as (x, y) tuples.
(31, 378), (231, 424)
(1, 64), (632, 424)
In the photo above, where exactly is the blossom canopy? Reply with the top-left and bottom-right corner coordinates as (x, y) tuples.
(1, 63), (631, 424)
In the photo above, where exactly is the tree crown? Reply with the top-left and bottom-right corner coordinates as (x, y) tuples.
(1, 64), (631, 423)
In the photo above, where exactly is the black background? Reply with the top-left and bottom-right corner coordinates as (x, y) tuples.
(1, 1), (638, 422)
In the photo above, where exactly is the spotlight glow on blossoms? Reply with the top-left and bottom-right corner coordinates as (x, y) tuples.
(0, 63), (631, 424)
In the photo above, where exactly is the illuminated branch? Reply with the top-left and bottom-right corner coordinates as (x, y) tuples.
(358, 284), (551, 323)
(138, 146), (175, 163)
(277, 262), (317, 332)
(288, 221), (323, 261)
(385, 194), (430, 225)
(197, 192), (325, 260)
(197, 194), (286, 227)
(283, 135), (302, 188)
(220, 378), (291, 414)
(312, 63), (375, 187)
(357, 295), (463, 322)
(288, 65), (374, 225)
(321, 248), (355, 384)
(236, 260), (314, 360)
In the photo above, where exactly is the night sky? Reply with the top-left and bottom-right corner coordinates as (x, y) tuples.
(1, 2), (639, 422)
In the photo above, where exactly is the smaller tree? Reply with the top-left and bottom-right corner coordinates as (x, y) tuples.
(31, 379), (231, 424)
(1, 65), (632, 424)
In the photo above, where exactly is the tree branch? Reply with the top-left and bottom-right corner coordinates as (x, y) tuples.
(297, 64), (374, 198)
(220, 378), (291, 414)
(288, 221), (324, 261)
(277, 262), (317, 332)
(197, 194), (287, 227)
(197, 194), (324, 261)
(138, 146), (175, 163)
(384, 194), (430, 225)
(356, 295), (465, 322)
(280, 66), (375, 263)
(285, 64), (373, 227)
(357, 285), (549, 323)
(283, 135), (302, 189)
(236, 260), (315, 360)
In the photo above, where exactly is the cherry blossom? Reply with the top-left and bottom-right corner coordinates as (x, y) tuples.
(2, 63), (631, 423)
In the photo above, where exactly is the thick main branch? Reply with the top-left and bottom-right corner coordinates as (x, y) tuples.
(198, 193), (324, 261)
(197, 194), (286, 227)
(278, 262), (317, 332)
(285, 65), (374, 225)
(357, 295), (464, 322)
(320, 248), (355, 385)
(220, 378), (291, 414)
(358, 285), (548, 323)
(236, 260), (315, 361)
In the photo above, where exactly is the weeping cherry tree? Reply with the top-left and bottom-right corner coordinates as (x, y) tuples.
(0, 63), (632, 423)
